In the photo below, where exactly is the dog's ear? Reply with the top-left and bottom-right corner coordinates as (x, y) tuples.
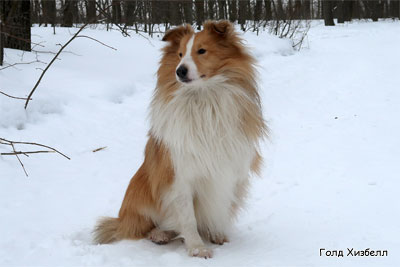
(162, 24), (193, 44)
(203, 20), (234, 37)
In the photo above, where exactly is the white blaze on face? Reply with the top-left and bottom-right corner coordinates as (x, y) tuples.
(176, 35), (200, 82)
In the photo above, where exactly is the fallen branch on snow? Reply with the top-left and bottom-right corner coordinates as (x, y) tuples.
(0, 137), (70, 177)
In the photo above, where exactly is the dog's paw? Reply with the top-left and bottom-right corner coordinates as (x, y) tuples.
(188, 246), (213, 259)
(210, 234), (229, 245)
(147, 229), (175, 245)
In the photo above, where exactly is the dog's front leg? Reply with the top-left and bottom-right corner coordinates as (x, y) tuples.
(171, 188), (213, 258)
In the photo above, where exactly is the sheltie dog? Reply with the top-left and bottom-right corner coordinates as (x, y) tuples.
(94, 20), (266, 258)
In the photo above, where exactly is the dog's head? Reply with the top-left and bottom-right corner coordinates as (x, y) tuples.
(160, 20), (249, 85)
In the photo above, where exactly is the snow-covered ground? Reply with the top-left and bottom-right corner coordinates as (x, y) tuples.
(1, 20), (399, 266)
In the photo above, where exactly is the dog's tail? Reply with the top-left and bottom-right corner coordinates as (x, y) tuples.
(93, 217), (121, 244)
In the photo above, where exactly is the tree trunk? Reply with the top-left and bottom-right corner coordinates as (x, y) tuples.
(151, 1), (167, 24)
(112, 0), (122, 24)
(317, 0), (322, 19)
(208, 0), (215, 19)
(337, 0), (345, 23)
(0, 0), (4, 65)
(228, 0), (237, 22)
(254, 0), (262, 21)
(352, 0), (361, 19)
(367, 0), (382, 21)
(125, 0), (136, 26)
(218, 0), (226, 20)
(382, 0), (389, 18)
(42, 0), (56, 26)
(390, 0), (400, 18)
(0, 10), (3, 66)
(2, 0), (31, 51)
(62, 0), (74, 27)
(343, 0), (354, 21)
(32, 0), (40, 25)
(71, 0), (79, 23)
(238, 0), (247, 30)
(183, 0), (193, 24)
(323, 0), (335, 25)
(245, 0), (252, 21)
(276, 0), (285, 21)
(302, 0), (311, 19)
(169, 1), (181, 26)
(263, 0), (272, 20)
(195, 0), (204, 30)
(294, 0), (302, 19)
(86, 0), (96, 23)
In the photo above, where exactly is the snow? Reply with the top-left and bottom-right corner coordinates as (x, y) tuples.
(1, 20), (400, 266)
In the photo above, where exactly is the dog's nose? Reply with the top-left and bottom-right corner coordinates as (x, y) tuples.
(176, 65), (188, 80)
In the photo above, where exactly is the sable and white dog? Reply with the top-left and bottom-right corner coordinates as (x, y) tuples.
(94, 20), (266, 258)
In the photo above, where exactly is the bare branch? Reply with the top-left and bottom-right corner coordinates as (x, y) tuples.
(0, 138), (70, 160)
(95, 1), (131, 37)
(10, 143), (28, 177)
(24, 23), (89, 109)
(0, 60), (46, 71)
(76, 35), (117, 50)
(24, 4), (114, 109)
(0, 137), (71, 177)
(1, 150), (55, 156)
(2, 32), (45, 48)
(0, 90), (32, 100)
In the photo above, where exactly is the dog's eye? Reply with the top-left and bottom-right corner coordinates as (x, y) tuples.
(179, 53), (182, 57)
(198, 48), (206, 55)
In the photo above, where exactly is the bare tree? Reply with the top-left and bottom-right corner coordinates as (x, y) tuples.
(302, 0), (311, 19)
(323, 0), (335, 26)
(208, 0), (215, 19)
(264, 0), (272, 21)
(86, 0), (97, 23)
(370, 0), (382, 21)
(0, 21), (3, 66)
(124, 0), (136, 26)
(218, 0), (226, 19)
(169, 1), (182, 26)
(62, 0), (74, 27)
(112, 0), (122, 24)
(238, 0), (247, 30)
(1, 0), (31, 51)
(294, 0), (301, 19)
(337, 0), (345, 23)
(228, 0), (237, 22)
(391, 0), (400, 19)
(183, 0), (194, 23)
(254, 0), (262, 22)
(195, 0), (205, 30)
(42, 0), (56, 26)
(0, 0), (4, 66)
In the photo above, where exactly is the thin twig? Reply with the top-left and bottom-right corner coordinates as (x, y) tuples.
(0, 137), (71, 177)
(0, 90), (32, 100)
(95, 2), (131, 37)
(0, 138), (70, 160)
(2, 32), (45, 47)
(1, 150), (55, 156)
(10, 143), (28, 177)
(92, 146), (107, 153)
(76, 35), (117, 50)
(0, 60), (46, 71)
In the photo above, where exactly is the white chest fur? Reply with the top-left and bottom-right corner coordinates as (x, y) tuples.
(150, 76), (257, 182)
